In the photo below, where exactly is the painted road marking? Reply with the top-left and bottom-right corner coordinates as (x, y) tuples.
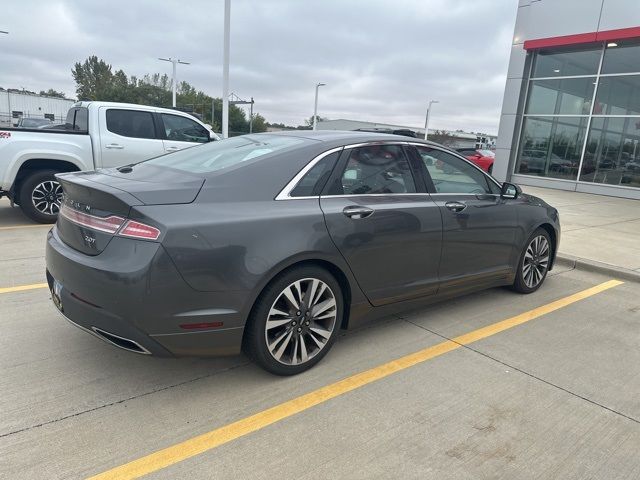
(88, 279), (623, 480)
(0, 283), (48, 295)
(0, 224), (50, 231)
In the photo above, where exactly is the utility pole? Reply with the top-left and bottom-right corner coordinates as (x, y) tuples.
(158, 57), (190, 107)
(313, 83), (326, 130)
(229, 93), (255, 134)
(424, 100), (439, 140)
(222, 0), (231, 138)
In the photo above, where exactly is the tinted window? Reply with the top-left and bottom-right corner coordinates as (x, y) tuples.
(290, 151), (340, 197)
(161, 114), (209, 143)
(106, 109), (156, 139)
(64, 107), (89, 131)
(532, 46), (601, 78)
(601, 40), (640, 74)
(327, 145), (416, 195)
(416, 147), (494, 194)
(145, 134), (305, 173)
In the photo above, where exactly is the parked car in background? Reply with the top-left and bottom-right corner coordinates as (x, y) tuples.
(0, 101), (219, 222)
(456, 148), (495, 173)
(17, 117), (53, 128)
(46, 131), (560, 375)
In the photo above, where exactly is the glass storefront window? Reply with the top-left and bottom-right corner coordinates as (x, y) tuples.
(517, 42), (640, 191)
(580, 117), (640, 188)
(526, 78), (595, 115)
(532, 46), (601, 78)
(594, 75), (640, 116)
(601, 40), (640, 74)
(515, 117), (586, 180)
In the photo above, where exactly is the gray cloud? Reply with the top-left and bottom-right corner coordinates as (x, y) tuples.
(0, 0), (517, 133)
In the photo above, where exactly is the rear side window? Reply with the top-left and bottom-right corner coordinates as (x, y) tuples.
(106, 109), (156, 139)
(64, 107), (89, 131)
(327, 145), (416, 195)
(290, 151), (340, 197)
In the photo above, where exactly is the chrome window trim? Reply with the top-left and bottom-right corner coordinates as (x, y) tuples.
(319, 193), (430, 199)
(275, 146), (343, 200)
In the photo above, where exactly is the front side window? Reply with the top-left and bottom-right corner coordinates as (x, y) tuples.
(161, 114), (209, 143)
(326, 145), (416, 195)
(106, 109), (156, 139)
(416, 146), (495, 194)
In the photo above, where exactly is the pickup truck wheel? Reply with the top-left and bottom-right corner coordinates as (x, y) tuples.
(19, 170), (63, 223)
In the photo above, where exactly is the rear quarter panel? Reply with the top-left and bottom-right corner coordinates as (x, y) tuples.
(0, 130), (92, 190)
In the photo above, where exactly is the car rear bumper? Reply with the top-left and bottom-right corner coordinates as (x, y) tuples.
(45, 227), (247, 357)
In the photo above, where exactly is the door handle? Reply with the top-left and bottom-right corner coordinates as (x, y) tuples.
(105, 143), (124, 149)
(166, 146), (181, 151)
(343, 206), (374, 219)
(445, 201), (467, 213)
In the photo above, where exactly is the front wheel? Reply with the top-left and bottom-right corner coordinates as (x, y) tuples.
(18, 170), (63, 223)
(512, 228), (552, 294)
(243, 266), (343, 375)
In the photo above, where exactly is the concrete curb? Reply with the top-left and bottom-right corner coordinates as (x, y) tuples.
(555, 253), (640, 283)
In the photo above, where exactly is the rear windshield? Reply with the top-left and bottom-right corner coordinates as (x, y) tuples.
(144, 134), (305, 173)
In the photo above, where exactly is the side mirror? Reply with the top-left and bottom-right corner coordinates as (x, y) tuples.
(501, 182), (521, 199)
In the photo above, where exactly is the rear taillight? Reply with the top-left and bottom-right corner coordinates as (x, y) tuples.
(117, 220), (161, 240)
(60, 205), (124, 234)
(60, 205), (161, 241)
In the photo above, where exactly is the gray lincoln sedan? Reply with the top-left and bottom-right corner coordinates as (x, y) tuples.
(45, 131), (560, 375)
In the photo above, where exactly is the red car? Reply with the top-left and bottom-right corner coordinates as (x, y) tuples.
(456, 148), (495, 174)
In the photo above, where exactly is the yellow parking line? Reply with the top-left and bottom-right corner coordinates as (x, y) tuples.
(0, 224), (50, 231)
(88, 279), (623, 480)
(0, 283), (48, 295)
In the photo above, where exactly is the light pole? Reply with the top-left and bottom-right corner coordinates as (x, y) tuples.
(222, 0), (231, 138)
(312, 82), (326, 130)
(158, 57), (190, 108)
(424, 100), (439, 140)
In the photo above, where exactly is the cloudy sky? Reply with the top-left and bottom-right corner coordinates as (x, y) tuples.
(0, 0), (517, 133)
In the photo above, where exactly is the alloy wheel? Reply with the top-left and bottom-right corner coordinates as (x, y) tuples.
(522, 235), (550, 289)
(265, 278), (338, 366)
(32, 180), (63, 216)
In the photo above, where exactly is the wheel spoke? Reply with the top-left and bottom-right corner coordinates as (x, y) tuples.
(299, 335), (309, 363)
(310, 326), (331, 340)
(266, 317), (292, 329)
(270, 330), (293, 360)
(281, 286), (300, 309)
(312, 298), (336, 317)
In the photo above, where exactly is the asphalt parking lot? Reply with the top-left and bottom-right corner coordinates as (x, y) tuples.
(1, 197), (639, 480)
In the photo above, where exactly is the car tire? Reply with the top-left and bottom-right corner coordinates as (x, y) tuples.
(243, 265), (343, 375)
(18, 170), (63, 223)
(512, 228), (552, 294)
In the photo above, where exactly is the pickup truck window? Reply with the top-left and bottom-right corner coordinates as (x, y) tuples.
(64, 107), (89, 132)
(161, 114), (209, 143)
(106, 109), (156, 139)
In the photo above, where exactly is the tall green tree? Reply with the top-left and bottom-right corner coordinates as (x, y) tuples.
(71, 56), (114, 100)
(39, 89), (67, 98)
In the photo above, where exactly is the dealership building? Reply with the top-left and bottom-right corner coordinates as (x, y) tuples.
(495, 0), (640, 199)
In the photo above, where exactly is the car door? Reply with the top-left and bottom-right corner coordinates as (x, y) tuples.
(159, 113), (210, 153)
(320, 143), (442, 306)
(411, 145), (518, 291)
(98, 108), (165, 168)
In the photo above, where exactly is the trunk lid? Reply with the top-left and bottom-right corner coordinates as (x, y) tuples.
(56, 165), (204, 255)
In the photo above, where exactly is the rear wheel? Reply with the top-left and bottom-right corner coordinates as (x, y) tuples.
(512, 228), (552, 294)
(18, 170), (63, 223)
(243, 266), (343, 375)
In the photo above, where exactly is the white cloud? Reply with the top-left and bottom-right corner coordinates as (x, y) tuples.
(0, 0), (517, 133)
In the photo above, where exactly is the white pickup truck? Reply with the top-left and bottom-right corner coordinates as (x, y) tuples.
(0, 101), (220, 222)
